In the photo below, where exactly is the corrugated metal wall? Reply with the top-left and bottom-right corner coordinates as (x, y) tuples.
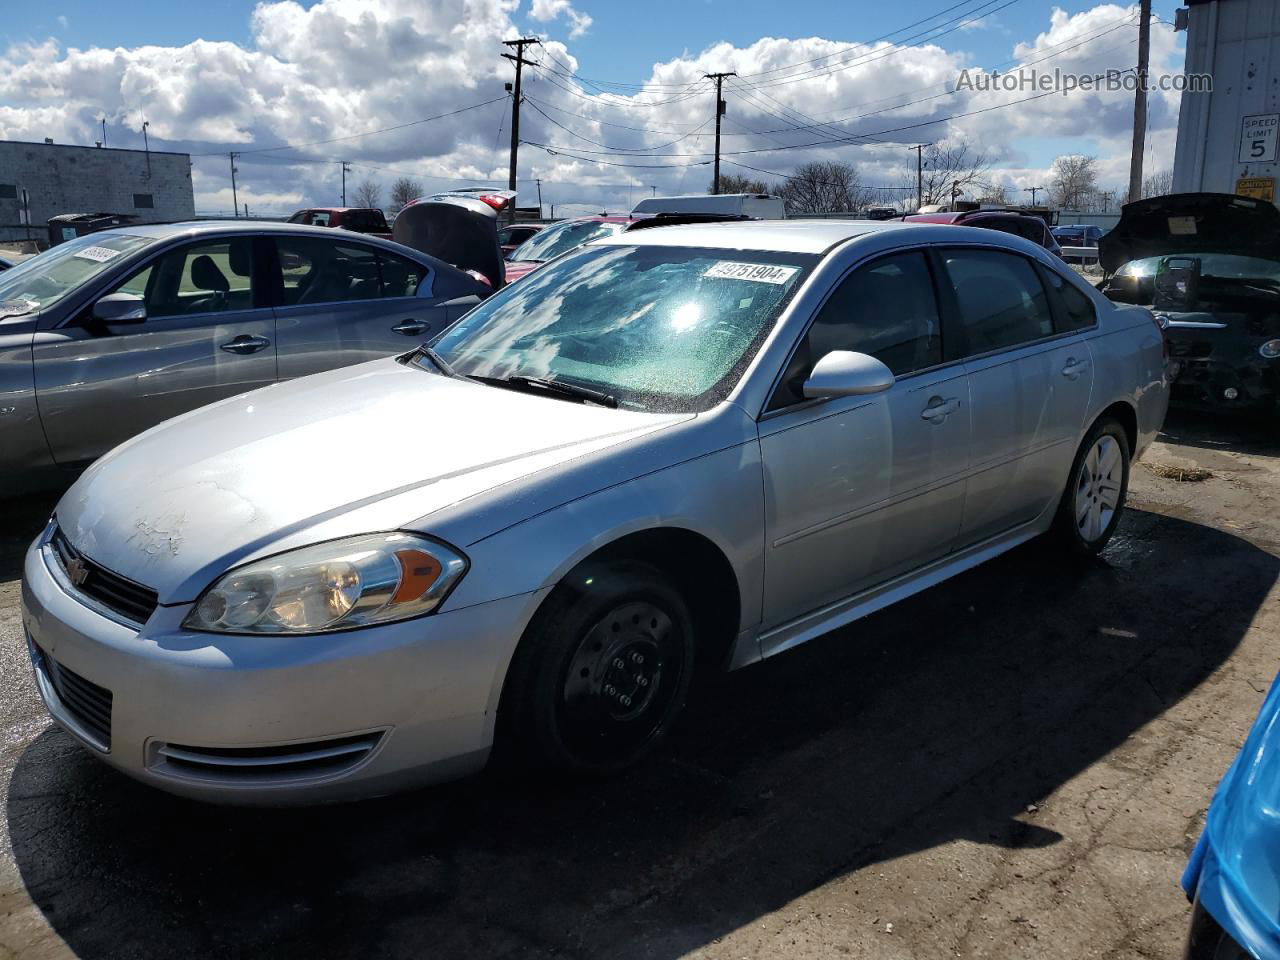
(1173, 0), (1280, 203)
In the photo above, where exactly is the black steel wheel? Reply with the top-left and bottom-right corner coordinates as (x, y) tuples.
(500, 561), (694, 775)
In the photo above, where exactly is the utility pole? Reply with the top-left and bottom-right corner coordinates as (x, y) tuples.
(1127, 0), (1152, 205)
(142, 120), (151, 179)
(504, 37), (539, 224)
(705, 72), (735, 194)
(650, 184), (657, 197)
(1024, 185), (1044, 206)
(910, 144), (932, 212)
(340, 161), (351, 205)
(229, 152), (240, 218)
(101, 118), (107, 147)
(535, 177), (543, 217)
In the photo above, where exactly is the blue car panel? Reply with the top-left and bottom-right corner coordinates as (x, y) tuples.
(1183, 671), (1280, 959)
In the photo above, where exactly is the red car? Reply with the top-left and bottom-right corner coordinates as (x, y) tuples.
(287, 207), (392, 239)
(902, 211), (1063, 257)
(498, 223), (545, 256)
(504, 216), (634, 284)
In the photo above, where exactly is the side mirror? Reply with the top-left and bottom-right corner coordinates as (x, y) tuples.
(802, 350), (895, 399)
(92, 293), (147, 325)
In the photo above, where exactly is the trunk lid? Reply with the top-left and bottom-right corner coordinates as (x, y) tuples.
(392, 189), (514, 289)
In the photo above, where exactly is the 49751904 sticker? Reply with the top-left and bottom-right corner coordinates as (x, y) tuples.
(73, 246), (124, 263)
(703, 261), (799, 284)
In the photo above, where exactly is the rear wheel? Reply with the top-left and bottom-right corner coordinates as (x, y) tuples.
(1052, 418), (1130, 556)
(501, 562), (694, 775)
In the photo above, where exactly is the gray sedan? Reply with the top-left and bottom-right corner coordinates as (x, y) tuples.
(21, 219), (1169, 803)
(0, 221), (490, 493)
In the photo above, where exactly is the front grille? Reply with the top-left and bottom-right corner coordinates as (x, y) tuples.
(38, 646), (113, 748)
(152, 733), (383, 785)
(50, 527), (159, 625)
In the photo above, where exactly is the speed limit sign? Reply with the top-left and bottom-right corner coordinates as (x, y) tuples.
(1239, 114), (1279, 163)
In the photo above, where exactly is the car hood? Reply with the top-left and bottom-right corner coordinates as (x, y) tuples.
(392, 190), (513, 289)
(1100, 193), (1280, 273)
(56, 358), (685, 604)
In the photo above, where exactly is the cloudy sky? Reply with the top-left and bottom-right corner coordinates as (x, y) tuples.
(0, 0), (1186, 216)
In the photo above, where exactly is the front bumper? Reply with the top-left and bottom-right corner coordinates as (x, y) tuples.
(1166, 327), (1279, 413)
(1183, 832), (1278, 959)
(20, 525), (543, 804)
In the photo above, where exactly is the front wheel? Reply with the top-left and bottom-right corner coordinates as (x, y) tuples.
(501, 562), (695, 776)
(1052, 418), (1131, 556)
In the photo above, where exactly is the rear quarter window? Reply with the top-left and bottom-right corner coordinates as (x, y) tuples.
(1038, 265), (1099, 332)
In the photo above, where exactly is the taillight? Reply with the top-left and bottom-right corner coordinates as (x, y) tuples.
(473, 194), (509, 212)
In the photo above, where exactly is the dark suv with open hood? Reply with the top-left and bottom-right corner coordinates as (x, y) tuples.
(1100, 193), (1280, 415)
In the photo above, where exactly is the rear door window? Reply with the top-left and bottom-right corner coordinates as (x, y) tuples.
(941, 249), (1055, 355)
(274, 237), (428, 303)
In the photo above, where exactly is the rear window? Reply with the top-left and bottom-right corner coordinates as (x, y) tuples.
(509, 220), (626, 263)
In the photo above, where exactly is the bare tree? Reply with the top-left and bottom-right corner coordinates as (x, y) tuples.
(977, 181), (1012, 204)
(902, 141), (997, 209)
(778, 161), (869, 214)
(710, 172), (773, 195)
(1048, 155), (1100, 211)
(389, 177), (425, 215)
(353, 176), (382, 209)
(1142, 168), (1174, 199)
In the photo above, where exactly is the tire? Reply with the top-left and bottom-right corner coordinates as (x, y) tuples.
(500, 561), (695, 776)
(1052, 417), (1131, 556)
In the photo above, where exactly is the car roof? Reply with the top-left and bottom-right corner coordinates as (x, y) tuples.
(593, 218), (908, 254)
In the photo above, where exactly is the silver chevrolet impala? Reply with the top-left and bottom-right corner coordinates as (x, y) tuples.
(21, 220), (1169, 803)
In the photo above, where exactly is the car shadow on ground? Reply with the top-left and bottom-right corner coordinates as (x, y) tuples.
(6, 507), (1277, 960)
(0, 492), (58, 582)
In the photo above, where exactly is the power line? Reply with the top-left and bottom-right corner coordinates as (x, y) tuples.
(190, 96), (507, 158)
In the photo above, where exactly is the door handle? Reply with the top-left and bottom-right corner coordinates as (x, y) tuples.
(1061, 357), (1091, 380)
(920, 396), (961, 423)
(219, 335), (271, 355)
(392, 319), (430, 336)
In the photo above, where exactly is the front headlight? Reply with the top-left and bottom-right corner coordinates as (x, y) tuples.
(183, 532), (467, 634)
(1259, 338), (1280, 359)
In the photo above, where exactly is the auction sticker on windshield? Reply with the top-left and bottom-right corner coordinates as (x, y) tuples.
(73, 246), (124, 263)
(703, 261), (799, 284)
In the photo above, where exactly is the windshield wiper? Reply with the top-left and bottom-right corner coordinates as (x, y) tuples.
(469, 374), (618, 408)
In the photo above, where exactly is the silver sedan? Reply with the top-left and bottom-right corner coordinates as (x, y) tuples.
(0, 221), (491, 494)
(21, 220), (1169, 803)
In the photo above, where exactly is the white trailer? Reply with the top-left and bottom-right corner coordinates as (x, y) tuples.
(1173, 0), (1280, 206)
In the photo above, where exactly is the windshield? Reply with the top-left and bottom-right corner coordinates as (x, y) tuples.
(1118, 253), (1280, 281)
(0, 232), (155, 316)
(431, 244), (816, 412)
(508, 219), (626, 263)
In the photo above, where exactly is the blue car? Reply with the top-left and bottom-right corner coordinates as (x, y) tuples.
(1183, 672), (1280, 958)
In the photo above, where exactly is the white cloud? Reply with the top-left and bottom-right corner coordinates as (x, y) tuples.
(0, 1), (1182, 214)
(528, 0), (592, 38)
(56, 15), (68, 29)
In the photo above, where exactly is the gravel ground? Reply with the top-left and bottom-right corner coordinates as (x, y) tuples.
(0, 409), (1277, 960)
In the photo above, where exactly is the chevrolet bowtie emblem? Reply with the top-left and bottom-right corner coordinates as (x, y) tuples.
(64, 557), (89, 587)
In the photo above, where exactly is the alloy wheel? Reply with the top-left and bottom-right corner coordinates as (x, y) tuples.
(1074, 434), (1123, 544)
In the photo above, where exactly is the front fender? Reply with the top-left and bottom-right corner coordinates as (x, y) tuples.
(443, 438), (765, 644)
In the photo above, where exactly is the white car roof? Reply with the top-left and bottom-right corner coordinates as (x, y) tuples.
(596, 218), (910, 255)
